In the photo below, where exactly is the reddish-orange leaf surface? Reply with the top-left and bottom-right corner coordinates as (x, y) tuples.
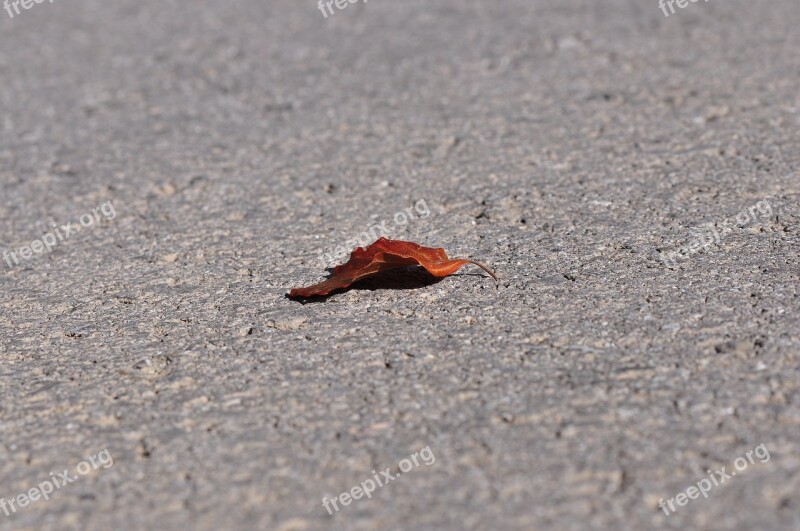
(288, 237), (497, 298)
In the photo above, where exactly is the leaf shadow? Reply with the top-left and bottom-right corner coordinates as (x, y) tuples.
(351, 266), (445, 292)
(285, 266), (444, 303)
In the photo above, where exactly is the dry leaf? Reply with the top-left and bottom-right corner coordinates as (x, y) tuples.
(288, 237), (497, 298)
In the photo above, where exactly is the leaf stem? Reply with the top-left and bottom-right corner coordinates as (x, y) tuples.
(464, 260), (498, 281)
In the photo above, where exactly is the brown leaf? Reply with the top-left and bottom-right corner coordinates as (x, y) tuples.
(288, 237), (497, 298)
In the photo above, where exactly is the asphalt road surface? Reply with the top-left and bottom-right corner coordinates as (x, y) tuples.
(1, 0), (799, 529)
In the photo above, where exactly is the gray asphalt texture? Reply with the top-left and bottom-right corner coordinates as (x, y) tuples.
(1, 0), (799, 530)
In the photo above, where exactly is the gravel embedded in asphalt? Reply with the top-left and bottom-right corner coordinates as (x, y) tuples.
(1, 1), (799, 529)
